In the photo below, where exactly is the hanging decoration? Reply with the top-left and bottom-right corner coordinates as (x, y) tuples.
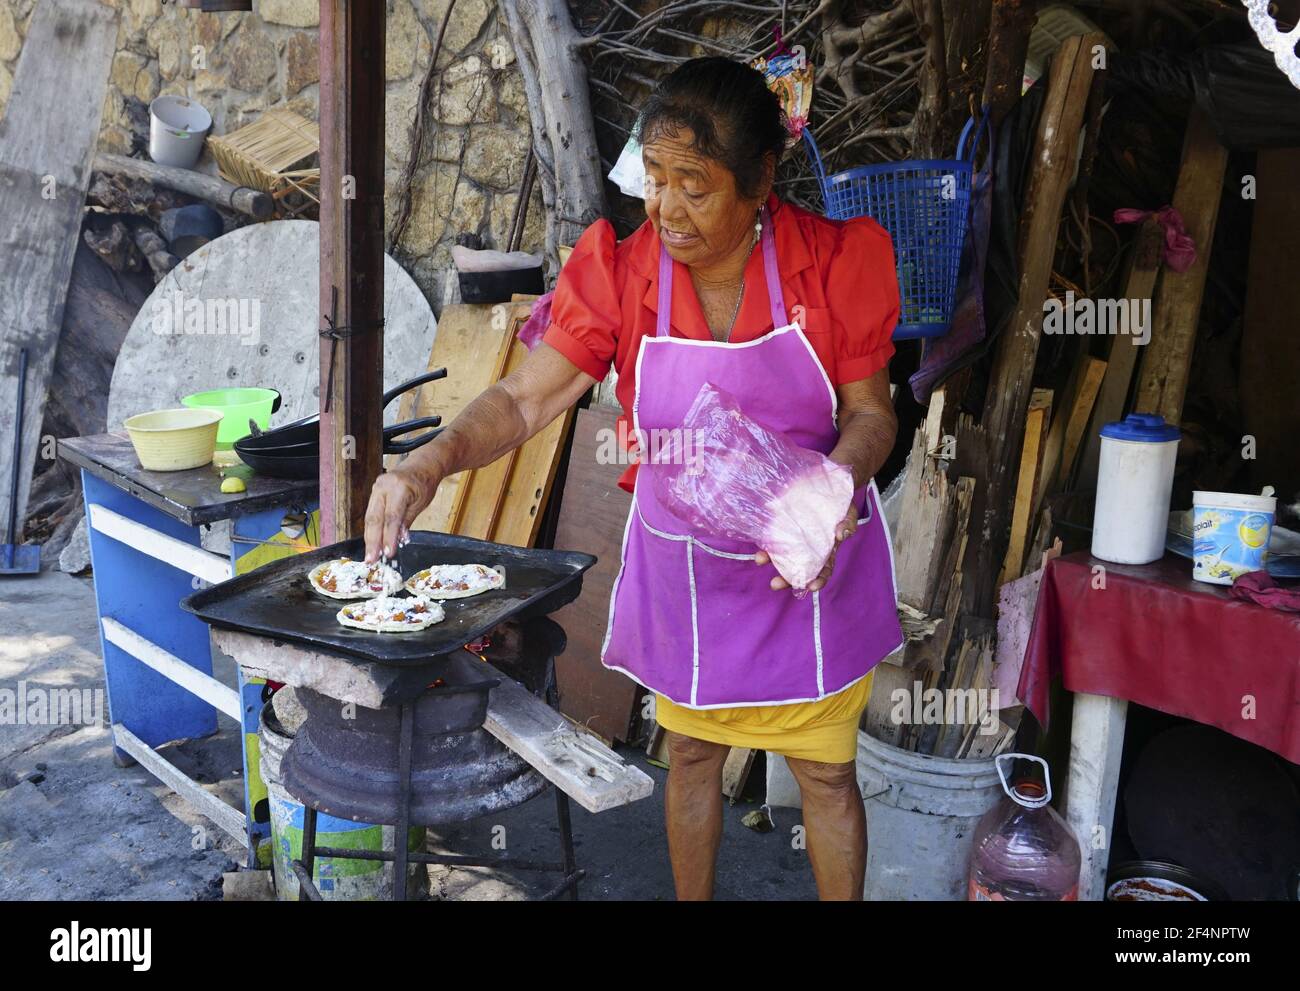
(752, 28), (815, 144)
(1243, 0), (1300, 89)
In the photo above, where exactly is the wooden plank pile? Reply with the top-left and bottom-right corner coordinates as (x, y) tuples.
(867, 31), (1231, 763)
(0, 0), (118, 549)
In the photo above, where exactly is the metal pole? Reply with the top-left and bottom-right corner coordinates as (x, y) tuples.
(393, 700), (414, 901)
(5, 348), (27, 567)
(297, 804), (320, 902)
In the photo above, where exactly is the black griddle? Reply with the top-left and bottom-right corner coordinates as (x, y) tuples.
(181, 531), (596, 666)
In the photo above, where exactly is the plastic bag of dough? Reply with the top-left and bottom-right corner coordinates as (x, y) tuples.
(648, 382), (854, 594)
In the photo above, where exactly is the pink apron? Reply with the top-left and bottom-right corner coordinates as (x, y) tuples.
(601, 208), (903, 708)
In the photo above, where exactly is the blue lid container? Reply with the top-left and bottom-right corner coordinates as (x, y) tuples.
(1099, 413), (1180, 443)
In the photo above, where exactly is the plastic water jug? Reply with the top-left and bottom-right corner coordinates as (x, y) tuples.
(968, 754), (1082, 901)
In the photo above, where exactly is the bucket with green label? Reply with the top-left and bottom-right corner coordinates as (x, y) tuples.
(1191, 488), (1277, 585)
(259, 700), (426, 900)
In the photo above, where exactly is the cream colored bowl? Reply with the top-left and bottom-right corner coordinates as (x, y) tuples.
(124, 408), (224, 471)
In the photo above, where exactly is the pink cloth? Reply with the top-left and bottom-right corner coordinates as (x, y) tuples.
(516, 290), (554, 351)
(1113, 205), (1197, 273)
(1231, 570), (1300, 612)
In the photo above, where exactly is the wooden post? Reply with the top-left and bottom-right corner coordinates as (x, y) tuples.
(0, 0), (118, 541)
(1133, 108), (1228, 425)
(1239, 148), (1300, 501)
(967, 35), (1103, 621)
(982, 0), (1036, 125)
(999, 388), (1053, 584)
(319, 2), (387, 543)
(913, 0), (1034, 478)
(500, 0), (606, 265)
(1075, 218), (1165, 496)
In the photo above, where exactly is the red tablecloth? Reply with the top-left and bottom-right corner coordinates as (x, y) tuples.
(1020, 552), (1300, 763)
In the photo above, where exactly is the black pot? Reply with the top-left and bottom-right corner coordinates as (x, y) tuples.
(161, 204), (224, 259)
(1106, 860), (1230, 902)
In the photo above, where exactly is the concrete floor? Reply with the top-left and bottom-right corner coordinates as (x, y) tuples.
(0, 569), (818, 901)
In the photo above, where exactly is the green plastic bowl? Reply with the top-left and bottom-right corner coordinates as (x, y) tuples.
(181, 387), (281, 449)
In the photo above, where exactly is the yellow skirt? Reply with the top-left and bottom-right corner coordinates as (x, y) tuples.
(654, 670), (874, 764)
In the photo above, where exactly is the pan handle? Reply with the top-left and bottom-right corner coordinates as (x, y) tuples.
(383, 415), (441, 438)
(270, 389), (282, 414)
(382, 367), (448, 408)
(385, 424), (444, 455)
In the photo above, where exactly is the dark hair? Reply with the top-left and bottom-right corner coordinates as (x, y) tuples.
(635, 57), (787, 200)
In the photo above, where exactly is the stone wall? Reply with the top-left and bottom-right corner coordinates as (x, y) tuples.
(0, 0), (544, 312)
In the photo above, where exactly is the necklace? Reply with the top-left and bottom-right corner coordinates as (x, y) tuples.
(702, 220), (759, 342)
(723, 277), (745, 342)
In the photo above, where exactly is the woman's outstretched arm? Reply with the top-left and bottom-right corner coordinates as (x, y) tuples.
(363, 342), (597, 560)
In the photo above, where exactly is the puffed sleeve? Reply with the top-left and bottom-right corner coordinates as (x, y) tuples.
(826, 216), (899, 385)
(541, 220), (621, 381)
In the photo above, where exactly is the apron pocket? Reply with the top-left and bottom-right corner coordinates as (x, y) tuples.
(601, 508), (699, 705)
(690, 538), (822, 706)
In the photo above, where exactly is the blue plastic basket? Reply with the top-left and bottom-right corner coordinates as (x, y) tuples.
(803, 116), (983, 340)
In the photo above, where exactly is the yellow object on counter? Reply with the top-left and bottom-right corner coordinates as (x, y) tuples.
(123, 407), (223, 471)
(654, 668), (874, 765)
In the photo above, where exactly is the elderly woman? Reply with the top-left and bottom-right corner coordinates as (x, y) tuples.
(365, 57), (902, 900)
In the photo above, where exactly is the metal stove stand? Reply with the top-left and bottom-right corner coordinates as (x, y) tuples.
(290, 649), (583, 902)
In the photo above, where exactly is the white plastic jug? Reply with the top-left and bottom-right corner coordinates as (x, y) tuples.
(1091, 413), (1180, 565)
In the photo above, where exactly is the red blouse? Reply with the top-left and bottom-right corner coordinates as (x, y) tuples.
(542, 193), (899, 491)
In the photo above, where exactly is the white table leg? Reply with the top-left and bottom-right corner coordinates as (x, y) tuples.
(1064, 692), (1128, 901)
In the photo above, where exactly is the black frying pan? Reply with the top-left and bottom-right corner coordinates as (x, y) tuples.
(234, 368), (448, 479)
(235, 422), (446, 480)
(239, 368), (448, 451)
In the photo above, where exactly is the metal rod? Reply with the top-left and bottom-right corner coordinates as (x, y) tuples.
(555, 789), (580, 901)
(393, 700), (414, 902)
(6, 347), (27, 563)
(297, 804), (319, 902)
(311, 846), (566, 873)
(289, 861), (324, 901)
(536, 870), (586, 902)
